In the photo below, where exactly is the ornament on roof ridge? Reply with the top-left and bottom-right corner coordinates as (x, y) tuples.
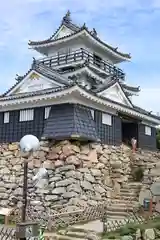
(32, 57), (36, 69)
(15, 74), (23, 82)
(91, 28), (97, 37)
(63, 10), (71, 23)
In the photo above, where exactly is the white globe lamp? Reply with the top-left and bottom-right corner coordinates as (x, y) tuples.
(20, 134), (40, 153)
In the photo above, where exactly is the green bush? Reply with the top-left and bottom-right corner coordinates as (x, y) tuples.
(132, 167), (144, 182)
(119, 225), (137, 236)
(152, 222), (160, 230)
(107, 235), (116, 239)
(128, 226), (137, 234)
(119, 227), (131, 236)
(0, 215), (4, 224)
(156, 128), (160, 149)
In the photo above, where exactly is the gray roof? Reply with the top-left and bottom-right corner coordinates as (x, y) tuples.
(1, 82), (160, 122)
(28, 12), (131, 59)
(2, 61), (69, 96)
(95, 79), (140, 93)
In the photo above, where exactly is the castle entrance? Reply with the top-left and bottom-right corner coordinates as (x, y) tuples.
(120, 114), (139, 147)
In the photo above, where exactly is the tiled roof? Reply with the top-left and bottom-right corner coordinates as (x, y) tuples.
(121, 83), (140, 92)
(34, 62), (69, 85)
(1, 85), (71, 100)
(95, 78), (140, 94)
(58, 61), (107, 78)
(1, 82), (159, 121)
(93, 79), (133, 106)
(133, 105), (152, 115)
(28, 11), (81, 45)
(2, 61), (69, 96)
(94, 79), (118, 93)
(28, 20), (131, 59)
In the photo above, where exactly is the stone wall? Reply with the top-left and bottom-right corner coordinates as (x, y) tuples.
(0, 140), (159, 212)
(134, 150), (160, 187)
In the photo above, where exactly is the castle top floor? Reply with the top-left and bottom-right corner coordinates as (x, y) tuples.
(28, 11), (131, 65)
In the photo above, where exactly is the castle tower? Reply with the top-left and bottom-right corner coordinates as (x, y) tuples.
(0, 11), (159, 150)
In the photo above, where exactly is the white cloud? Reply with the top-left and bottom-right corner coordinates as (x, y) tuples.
(132, 88), (160, 114)
(0, 0), (159, 112)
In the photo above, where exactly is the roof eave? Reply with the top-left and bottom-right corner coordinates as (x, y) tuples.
(28, 29), (131, 61)
(0, 85), (159, 125)
(3, 63), (69, 97)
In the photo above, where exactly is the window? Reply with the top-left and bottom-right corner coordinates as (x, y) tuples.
(58, 48), (71, 56)
(4, 112), (9, 123)
(93, 54), (102, 68)
(90, 109), (94, 119)
(19, 109), (34, 122)
(145, 126), (152, 136)
(102, 113), (112, 126)
(45, 107), (51, 119)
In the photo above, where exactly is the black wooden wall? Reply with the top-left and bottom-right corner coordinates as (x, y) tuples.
(0, 104), (157, 151)
(0, 107), (45, 142)
(138, 124), (157, 150)
(94, 109), (122, 146)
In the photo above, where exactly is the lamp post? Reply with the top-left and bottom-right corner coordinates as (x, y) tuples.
(19, 135), (40, 224)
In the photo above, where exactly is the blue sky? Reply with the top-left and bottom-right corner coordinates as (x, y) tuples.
(0, 0), (160, 113)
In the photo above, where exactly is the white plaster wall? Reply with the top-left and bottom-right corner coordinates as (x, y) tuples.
(54, 26), (74, 40)
(45, 38), (116, 65)
(16, 76), (62, 94)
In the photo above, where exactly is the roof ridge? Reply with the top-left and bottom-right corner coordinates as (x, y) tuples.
(35, 62), (69, 85)
(121, 83), (140, 92)
(2, 59), (70, 97)
(1, 84), (159, 121)
(28, 28), (131, 59)
(28, 11), (81, 45)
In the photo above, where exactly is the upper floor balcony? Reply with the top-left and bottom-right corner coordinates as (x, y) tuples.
(37, 48), (125, 81)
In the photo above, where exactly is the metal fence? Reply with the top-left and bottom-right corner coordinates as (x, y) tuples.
(0, 225), (16, 240)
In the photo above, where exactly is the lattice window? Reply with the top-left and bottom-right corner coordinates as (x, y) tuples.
(145, 126), (151, 136)
(44, 107), (51, 119)
(3, 112), (9, 123)
(58, 48), (71, 56)
(19, 109), (34, 122)
(90, 109), (94, 119)
(102, 113), (112, 126)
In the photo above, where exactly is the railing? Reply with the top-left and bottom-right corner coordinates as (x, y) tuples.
(38, 49), (125, 80)
(0, 225), (16, 239)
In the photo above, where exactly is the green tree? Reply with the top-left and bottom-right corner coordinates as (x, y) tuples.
(156, 127), (160, 149)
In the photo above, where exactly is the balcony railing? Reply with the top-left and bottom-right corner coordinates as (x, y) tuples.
(38, 49), (125, 80)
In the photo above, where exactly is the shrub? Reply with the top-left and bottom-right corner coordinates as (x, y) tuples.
(119, 227), (131, 236)
(132, 167), (144, 182)
(128, 226), (138, 234)
(107, 235), (116, 239)
(119, 225), (138, 236)
(153, 222), (160, 230)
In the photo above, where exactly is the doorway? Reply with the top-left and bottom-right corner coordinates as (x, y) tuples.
(121, 115), (139, 147)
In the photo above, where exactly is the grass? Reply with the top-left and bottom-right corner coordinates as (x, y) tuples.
(102, 217), (160, 239)
(0, 215), (5, 224)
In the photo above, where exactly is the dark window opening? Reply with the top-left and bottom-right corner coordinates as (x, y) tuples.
(121, 116), (139, 148)
(59, 66), (75, 72)
(93, 54), (102, 68)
